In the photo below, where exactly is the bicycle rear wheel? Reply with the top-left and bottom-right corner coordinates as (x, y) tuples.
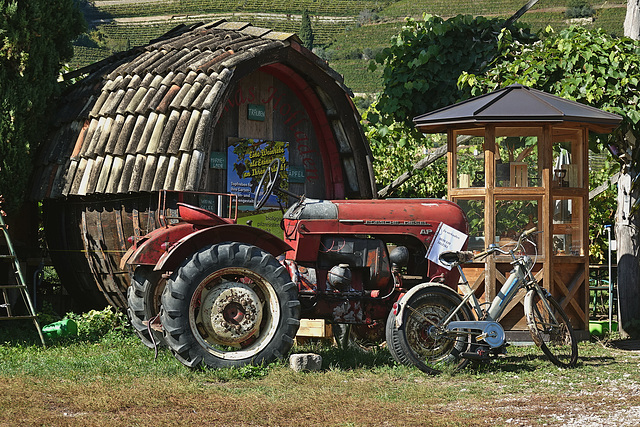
(390, 284), (474, 374)
(525, 289), (578, 368)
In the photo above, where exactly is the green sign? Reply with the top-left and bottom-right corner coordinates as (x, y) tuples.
(209, 152), (226, 169)
(239, 210), (284, 239)
(247, 104), (266, 121)
(289, 166), (306, 183)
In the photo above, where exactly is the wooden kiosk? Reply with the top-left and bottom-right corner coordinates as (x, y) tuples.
(414, 84), (622, 338)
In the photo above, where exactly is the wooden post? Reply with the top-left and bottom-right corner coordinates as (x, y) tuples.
(542, 124), (553, 292)
(447, 129), (456, 188)
(485, 125), (496, 302)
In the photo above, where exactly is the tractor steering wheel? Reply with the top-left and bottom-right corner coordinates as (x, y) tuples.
(254, 158), (281, 210)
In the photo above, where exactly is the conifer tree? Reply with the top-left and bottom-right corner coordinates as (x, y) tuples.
(300, 9), (314, 50)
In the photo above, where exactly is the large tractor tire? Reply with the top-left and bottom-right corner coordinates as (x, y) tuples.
(160, 242), (301, 369)
(127, 266), (166, 348)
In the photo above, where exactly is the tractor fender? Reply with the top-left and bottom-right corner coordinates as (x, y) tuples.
(394, 282), (463, 329)
(154, 224), (292, 273)
(120, 222), (198, 269)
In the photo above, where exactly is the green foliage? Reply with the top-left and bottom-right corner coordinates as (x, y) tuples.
(363, 14), (535, 198)
(565, 0), (594, 19)
(459, 25), (640, 261)
(364, 114), (447, 198)
(459, 26), (640, 146)
(353, 94), (377, 114)
(382, 0), (575, 19)
(495, 199), (538, 238)
(36, 301), (62, 327)
(68, 2), (627, 94)
(65, 307), (130, 342)
(94, 0), (391, 18)
(214, 363), (274, 379)
(0, 0), (85, 211)
(589, 158), (619, 263)
(357, 9), (381, 26)
(369, 14), (536, 127)
(299, 9), (314, 50)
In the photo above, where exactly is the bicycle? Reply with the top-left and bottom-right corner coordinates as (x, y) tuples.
(386, 227), (578, 374)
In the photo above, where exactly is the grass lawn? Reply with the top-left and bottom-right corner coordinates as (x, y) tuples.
(1, 320), (639, 426)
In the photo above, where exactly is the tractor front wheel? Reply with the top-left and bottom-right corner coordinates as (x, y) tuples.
(160, 242), (301, 369)
(127, 266), (166, 348)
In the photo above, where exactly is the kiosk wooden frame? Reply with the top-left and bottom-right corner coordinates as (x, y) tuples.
(414, 84), (622, 337)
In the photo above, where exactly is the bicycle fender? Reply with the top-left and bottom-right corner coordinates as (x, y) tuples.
(394, 282), (461, 329)
(524, 289), (544, 348)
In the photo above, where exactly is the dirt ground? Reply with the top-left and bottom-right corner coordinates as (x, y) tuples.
(492, 340), (640, 427)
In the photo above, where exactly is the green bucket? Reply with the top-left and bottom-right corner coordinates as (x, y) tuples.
(42, 318), (78, 339)
(589, 320), (618, 336)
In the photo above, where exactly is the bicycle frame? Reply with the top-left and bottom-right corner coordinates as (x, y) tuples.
(452, 252), (531, 323)
(437, 229), (545, 350)
(392, 227), (578, 371)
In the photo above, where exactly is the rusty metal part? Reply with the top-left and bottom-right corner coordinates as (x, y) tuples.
(200, 282), (263, 346)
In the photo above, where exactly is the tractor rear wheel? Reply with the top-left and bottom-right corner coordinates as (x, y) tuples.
(160, 242), (301, 369)
(127, 266), (166, 348)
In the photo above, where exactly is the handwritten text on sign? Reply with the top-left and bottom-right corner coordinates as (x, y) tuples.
(426, 223), (468, 270)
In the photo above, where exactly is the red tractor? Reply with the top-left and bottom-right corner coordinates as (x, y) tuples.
(122, 160), (468, 369)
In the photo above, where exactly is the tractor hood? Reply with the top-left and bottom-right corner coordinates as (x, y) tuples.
(284, 198), (468, 236)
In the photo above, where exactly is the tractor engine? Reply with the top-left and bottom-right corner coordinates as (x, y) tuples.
(281, 197), (468, 324)
(319, 236), (391, 292)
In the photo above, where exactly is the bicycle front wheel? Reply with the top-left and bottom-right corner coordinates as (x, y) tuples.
(525, 289), (578, 368)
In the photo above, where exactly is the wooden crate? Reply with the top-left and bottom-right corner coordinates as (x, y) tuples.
(295, 319), (334, 345)
(510, 162), (528, 187)
(297, 319), (333, 338)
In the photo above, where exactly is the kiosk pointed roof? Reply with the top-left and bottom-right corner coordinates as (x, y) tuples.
(413, 84), (622, 133)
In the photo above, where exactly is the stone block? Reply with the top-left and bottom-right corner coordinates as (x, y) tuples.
(289, 353), (322, 372)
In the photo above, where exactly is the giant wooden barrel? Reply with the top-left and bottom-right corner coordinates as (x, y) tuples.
(32, 21), (375, 309)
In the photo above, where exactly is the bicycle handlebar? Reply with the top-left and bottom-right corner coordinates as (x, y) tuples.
(473, 248), (491, 260)
(439, 228), (540, 265)
(474, 227), (539, 259)
(522, 226), (537, 239)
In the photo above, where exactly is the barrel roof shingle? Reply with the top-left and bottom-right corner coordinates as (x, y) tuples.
(31, 20), (357, 201)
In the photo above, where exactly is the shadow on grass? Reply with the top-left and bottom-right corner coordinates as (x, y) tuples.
(291, 341), (618, 375)
(0, 320), (46, 347)
(610, 339), (640, 351)
(466, 353), (542, 374)
(294, 341), (396, 370)
(467, 351), (615, 374)
(577, 355), (617, 367)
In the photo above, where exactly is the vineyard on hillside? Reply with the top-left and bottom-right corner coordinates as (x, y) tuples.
(72, 0), (628, 93)
(92, 0), (392, 17)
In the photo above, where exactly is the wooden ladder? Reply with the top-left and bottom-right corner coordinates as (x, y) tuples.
(0, 198), (45, 346)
